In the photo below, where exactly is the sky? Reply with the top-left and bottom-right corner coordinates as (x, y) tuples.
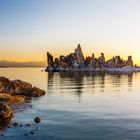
(0, 0), (140, 64)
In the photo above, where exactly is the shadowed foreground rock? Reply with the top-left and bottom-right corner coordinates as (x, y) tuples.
(0, 76), (46, 128)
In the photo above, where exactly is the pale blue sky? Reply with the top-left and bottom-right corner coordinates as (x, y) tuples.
(0, 0), (140, 64)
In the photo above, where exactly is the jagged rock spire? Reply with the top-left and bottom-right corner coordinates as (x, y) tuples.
(75, 44), (85, 65)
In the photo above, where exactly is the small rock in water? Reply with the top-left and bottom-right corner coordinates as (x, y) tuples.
(13, 122), (18, 127)
(30, 131), (34, 135)
(19, 124), (23, 127)
(25, 123), (31, 127)
(1, 133), (4, 136)
(24, 133), (28, 136)
(34, 116), (41, 123)
(8, 125), (11, 128)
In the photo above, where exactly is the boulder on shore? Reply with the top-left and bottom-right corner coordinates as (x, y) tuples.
(0, 102), (13, 128)
(0, 93), (25, 110)
(0, 77), (46, 97)
(0, 102), (13, 119)
(0, 76), (46, 128)
(14, 86), (46, 97)
(0, 77), (14, 94)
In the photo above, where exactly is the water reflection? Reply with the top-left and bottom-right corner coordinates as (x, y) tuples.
(47, 72), (85, 97)
(47, 72), (133, 97)
(128, 74), (133, 87)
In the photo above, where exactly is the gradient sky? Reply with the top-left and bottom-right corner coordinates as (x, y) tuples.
(0, 0), (140, 64)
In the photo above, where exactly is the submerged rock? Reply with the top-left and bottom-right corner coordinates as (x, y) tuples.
(25, 123), (31, 127)
(30, 131), (34, 135)
(19, 124), (23, 127)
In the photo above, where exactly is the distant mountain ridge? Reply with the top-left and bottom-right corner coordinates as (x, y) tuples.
(0, 60), (46, 67)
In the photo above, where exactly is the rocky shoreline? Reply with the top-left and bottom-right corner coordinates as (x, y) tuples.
(0, 76), (46, 128)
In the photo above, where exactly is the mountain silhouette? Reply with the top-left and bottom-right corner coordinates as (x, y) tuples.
(0, 60), (46, 67)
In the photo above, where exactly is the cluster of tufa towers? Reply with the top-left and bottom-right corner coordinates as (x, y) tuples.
(46, 44), (133, 72)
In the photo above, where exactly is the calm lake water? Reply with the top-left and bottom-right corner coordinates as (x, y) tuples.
(1, 68), (140, 140)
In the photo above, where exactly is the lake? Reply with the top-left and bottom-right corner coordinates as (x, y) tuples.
(0, 68), (140, 140)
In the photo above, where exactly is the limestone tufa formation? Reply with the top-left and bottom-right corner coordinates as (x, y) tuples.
(45, 44), (134, 72)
